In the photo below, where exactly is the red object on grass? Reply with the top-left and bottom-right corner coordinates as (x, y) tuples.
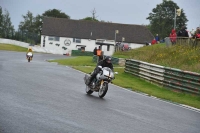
(151, 39), (157, 45)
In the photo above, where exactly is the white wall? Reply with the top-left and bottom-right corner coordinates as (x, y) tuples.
(41, 36), (115, 56)
(129, 43), (144, 49)
(0, 38), (30, 48)
(40, 35), (64, 54)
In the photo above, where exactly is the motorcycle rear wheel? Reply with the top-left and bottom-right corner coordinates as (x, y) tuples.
(98, 82), (108, 98)
(86, 85), (93, 95)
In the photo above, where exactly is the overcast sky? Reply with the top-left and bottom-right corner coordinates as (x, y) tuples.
(1, 0), (200, 32)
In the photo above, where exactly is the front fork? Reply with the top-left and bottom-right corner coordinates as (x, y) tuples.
(100, 80), (108, 89)
(100, 80), (104, 89)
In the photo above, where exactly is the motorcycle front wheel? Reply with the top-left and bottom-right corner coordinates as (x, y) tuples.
(98, 82), (108, 98)
(85, 85), (93, 95)
(28, 57), (30, 62)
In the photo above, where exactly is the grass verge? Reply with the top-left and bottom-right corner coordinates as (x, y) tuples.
(114, 43), (200, 73)
(0, 43), (27, 52)
(49, 56), (97, 66)
(49, 56), (120, 67)
(50, 56), (200, 109)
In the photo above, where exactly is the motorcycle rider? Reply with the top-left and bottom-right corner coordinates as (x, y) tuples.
(26, 47), (33, 59)
(87, 56), (113, 85)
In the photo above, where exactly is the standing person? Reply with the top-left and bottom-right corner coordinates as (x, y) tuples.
(177, 26), (189, 37)
(93, 47), (97, 55)
(155, 34), (160, 43)
(96, 46), (103, 62)
(177, 26), (189, 44)
(190, 28), (195, 37)
(194, 27), (200, 38)
(191, 27), (200, 47)
(169, 29), (177, 45)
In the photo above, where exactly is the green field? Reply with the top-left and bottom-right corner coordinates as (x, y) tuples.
(0, 43), (27, 52)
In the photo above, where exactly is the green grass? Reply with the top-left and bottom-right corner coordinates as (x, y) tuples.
(50, 56), (200, 109)
(49, 56), (120, 67)
(114, 43), (200, 73)
(49, 56), (97, 66)
(0, 43), (27, 52)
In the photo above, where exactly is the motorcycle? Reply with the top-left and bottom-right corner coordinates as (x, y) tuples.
(26, 52), (33, 62)
(84, 66), (117, 98)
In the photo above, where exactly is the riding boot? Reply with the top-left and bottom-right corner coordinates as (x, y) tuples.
(87, 73), (96, 85)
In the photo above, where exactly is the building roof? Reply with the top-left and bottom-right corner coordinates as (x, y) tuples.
(42, 17), (154, 44)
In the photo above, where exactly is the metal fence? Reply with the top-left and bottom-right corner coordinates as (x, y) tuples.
(125, 59), (200, 95)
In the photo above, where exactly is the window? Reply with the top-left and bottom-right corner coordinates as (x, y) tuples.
(73, 38), (81, 43)
(48, 36), (54, 41)
(55, 37), (60, 41)
(48, 36), (60, 41)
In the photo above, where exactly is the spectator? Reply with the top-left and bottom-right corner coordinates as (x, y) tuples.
(93, 47), (97, 55)
(155, 34), (160, 43)
(191, 27), (200, 46)
(151, 38), (157, 45)
(194, 27), (200, 38)
(177, 26), (189, 38)
(96, 46), (103, 62)
(160, 39), (165, 43)
(169, 29), (177, 45)
(190, 28), (195, 37)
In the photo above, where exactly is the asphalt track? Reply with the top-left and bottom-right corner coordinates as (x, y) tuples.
(0, 51), (200, 133)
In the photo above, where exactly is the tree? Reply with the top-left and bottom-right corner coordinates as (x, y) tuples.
(91, 8), (98, 21)
(34, 14), (43, 43)
(81, 8), (99, 22)
(2, 9), (14, 38)
(18, 11), (35, 33)
(17, 9), (70, 44)
(0, 6), (3, 37)
(18, 11), (42, 44)
(42, 9), (70, 19)
(81, 17), (99, 22)
(146, 0), (188, 38)
(18, 11), (35, 43)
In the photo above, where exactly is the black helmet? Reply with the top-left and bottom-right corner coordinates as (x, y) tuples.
(105, 56), (112, 61)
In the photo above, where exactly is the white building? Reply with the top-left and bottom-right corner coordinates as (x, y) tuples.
(41, 17), (154, 55)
